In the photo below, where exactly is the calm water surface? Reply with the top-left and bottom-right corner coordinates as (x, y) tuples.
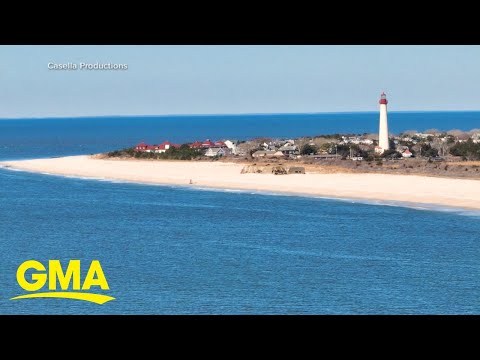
(0, 113), (478, 314)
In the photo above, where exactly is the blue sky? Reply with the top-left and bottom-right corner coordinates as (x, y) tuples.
(0, 45), (479, 118)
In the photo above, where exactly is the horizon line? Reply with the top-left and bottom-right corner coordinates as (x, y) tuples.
(1, 109), (480, 120)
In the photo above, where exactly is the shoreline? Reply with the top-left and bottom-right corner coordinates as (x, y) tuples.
(2, 155), (480, 211)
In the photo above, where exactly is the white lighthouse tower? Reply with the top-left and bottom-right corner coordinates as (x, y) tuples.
(376, 91), (390, 154)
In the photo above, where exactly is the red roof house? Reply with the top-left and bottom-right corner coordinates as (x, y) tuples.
(190, 141), (203, 149)
(201, 139), (215, 148)
(135, 142), (148, 151)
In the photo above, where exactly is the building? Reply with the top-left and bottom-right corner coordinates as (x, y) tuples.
(375, 92), (390, 154)
(134, 141), (180, 153)
(340, 136), (373, 145)
(155, 141), (180, 153)
(190, 139), (224, 149)
(278, 144), (298, 156)
(401, 149), (413, 158)
(224, 140), (239, 154)
(201, 139), (215, 148)
(415, 133), (435, 139)
(214, 141), (227, 147)
(205, 147), (226, 157)
(189, 141), (203, 149)
(135, 142), (148, 151)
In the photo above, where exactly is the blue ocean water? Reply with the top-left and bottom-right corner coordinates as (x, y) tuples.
(0, 112), (479, 314)
(0, 111), (479, 160)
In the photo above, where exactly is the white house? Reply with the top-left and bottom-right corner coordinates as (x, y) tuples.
(205, 147), (226, 157)
(340, 136), (373, 146)
(361, 139), (374, 145)
(278, 144), (298, 155)
(415, 133), (435, 139)
(224, 140), (239, 154)
(154, 141), (178, 153)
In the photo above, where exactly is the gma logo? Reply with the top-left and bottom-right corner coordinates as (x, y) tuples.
(10, 260), (115, 305)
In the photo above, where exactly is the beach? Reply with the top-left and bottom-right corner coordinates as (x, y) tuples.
(2, 155), (480, 211)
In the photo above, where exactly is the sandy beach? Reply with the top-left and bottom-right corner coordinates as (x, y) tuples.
(2, 155), (480, 211)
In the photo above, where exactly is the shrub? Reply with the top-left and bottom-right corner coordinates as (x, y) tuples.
(300, 144), (318, 155)
(449, 139), (480, 160)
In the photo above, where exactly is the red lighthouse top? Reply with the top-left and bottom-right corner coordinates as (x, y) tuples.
(379, 92), (388, 105)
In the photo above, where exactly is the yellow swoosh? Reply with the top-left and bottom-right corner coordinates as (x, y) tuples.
(10, 292), (115, 305)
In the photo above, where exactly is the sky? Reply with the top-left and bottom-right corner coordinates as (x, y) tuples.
(0, 45), (479, 118)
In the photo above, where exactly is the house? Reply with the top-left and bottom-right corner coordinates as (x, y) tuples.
(145, 145), (157, 153)
(214, 140), (227, 147)
(401, 149), (413, 158)
(339, 136), (373, 145)
(361, 139), (374, 145)
(189, 141), (203, 149)
(224, 140), (239, 154)
(415, 133), (435, 139)
(134, 140), (180, 153)
(205, 147), (226, 157)
(278, 144), (298, 155)
(202, 139), (215, 148)
(262, 142), (277, 151)
(154, 141), (180, 153)
(135, 142), (148, 151)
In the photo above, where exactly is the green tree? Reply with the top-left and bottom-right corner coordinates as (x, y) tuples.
(420, 143), (439, 157)
(449, 139), (480, 160)
(107, 144), (204, 160)
(334, 145), (351, 159)
(381, 149), (402, 159)
(300, 144), (318, 155)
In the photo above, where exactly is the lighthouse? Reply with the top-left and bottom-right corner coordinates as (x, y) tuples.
(376, 92), (390, 154)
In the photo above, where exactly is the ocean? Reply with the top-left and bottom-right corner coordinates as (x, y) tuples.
(0, 112), (479, 314)
(0, 111), (479, 160)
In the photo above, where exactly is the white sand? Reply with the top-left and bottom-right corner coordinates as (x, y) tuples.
(2, 155), (480, 210)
